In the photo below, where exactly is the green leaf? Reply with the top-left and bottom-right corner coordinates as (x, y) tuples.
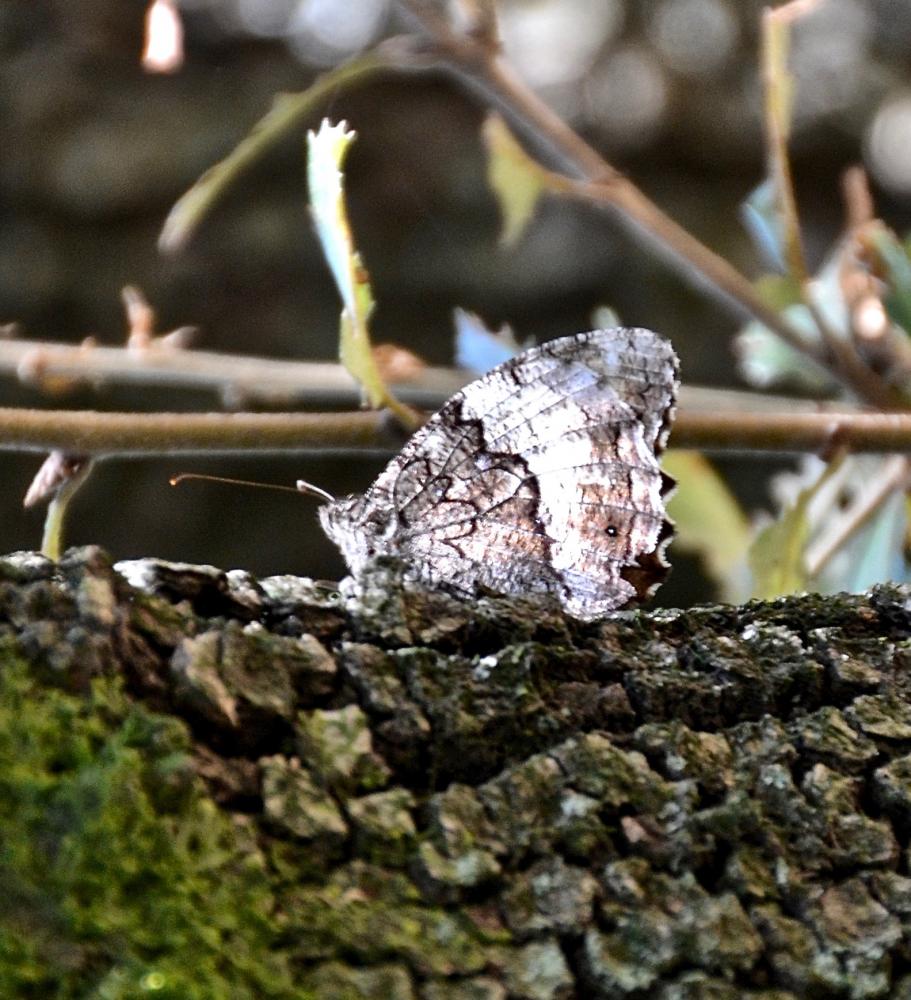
(482, 114), (547, 246)
(749, 454), (844, 600)
(752, 273), (802, 311)
(306, 120), (417, 428)
(663, 451), (752, 603)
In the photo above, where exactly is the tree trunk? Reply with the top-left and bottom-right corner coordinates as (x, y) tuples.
(2, 545), (910, 1000)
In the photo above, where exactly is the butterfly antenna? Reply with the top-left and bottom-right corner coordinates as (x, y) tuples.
(170, 472), (333, 501)
(295, 479), (336, 504)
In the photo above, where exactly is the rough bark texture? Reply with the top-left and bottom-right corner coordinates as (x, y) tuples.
(3, 546), (911, 999)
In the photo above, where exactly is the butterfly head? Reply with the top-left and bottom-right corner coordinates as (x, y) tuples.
(319, 492), (393, 576)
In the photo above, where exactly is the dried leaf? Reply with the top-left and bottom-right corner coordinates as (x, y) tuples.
(142, 0), (183, 75)
(24, 452), (94, 562)
(23, 452), (91, 509)
(371, 344), (426, 383)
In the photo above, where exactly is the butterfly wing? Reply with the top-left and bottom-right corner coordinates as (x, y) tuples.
(321, 327), (678, 620)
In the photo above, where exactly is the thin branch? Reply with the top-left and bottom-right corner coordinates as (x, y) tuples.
(802, 296), (900, 409)
(158, 49), (394, 252)
(4, 405), (911, 457)
(394, 0), (900, 410)
(552, 174), (840, 380)
(0, 338), (467, 409)
(671, 410), (911, 454)
(1, 336), (868, 417)
(0, 409), (400, 456)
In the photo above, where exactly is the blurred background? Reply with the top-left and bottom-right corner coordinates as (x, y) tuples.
(2, 0), (911, 600)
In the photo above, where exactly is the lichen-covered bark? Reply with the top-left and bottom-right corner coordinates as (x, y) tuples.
(3, 548), (911, 999)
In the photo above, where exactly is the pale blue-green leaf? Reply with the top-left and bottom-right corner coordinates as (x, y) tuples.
(815, 489), (910, 593)
(453, 308), (531, 375)
(805, 237), (851, 337)
(870, 226), (911, 334)
(741, 179), (788, 273)
(306, 119), (416, 427)
(736, 311), (840, 394)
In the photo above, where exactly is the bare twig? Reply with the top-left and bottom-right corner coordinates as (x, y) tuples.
(843, 165), (875, 231)
(158, 49), (394, 252)
(802, 296), (899, 409)
(394, 0), (900, 410)
(3, 335), (872, 418)
(449, 0), (500, 50)
(0, 338), (467, 409)
(549, 173), (836, 376)
(0, 409), (400, 456)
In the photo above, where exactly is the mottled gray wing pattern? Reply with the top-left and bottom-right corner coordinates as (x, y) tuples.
(319, 328), (678, 620)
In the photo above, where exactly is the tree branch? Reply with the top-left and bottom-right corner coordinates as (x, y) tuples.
(2, 404), (911, 457)
(0, 408), (399, 456)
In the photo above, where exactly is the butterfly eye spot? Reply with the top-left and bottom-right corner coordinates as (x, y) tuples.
(606, 525), (618, 538)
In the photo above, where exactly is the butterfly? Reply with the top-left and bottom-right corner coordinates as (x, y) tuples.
(319, 327), (679, 620)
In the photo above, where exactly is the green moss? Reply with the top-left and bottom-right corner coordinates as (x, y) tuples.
(0, 652), (303, 1000)
(282, 862), (496, 976)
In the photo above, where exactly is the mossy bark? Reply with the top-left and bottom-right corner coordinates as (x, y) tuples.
(2, 547), (911, 999)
